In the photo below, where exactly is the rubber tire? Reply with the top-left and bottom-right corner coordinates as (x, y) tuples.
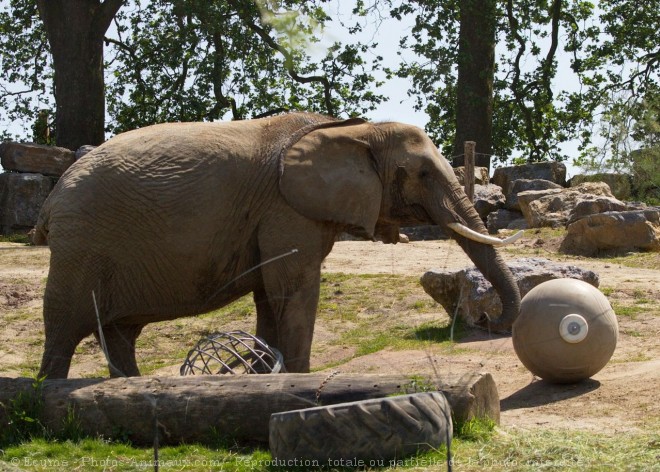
(269, 392), (452, 464)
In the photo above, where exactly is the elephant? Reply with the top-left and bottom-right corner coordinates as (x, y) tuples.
(33, 112), (522, 379)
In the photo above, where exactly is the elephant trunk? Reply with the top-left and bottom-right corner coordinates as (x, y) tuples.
(429, 188), (521, 331)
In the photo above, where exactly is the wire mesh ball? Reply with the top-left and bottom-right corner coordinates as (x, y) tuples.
(180, 330), (286, 375)
(513, 278), (618, 384)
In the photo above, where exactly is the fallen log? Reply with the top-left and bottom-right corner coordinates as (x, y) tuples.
(0, 372), (498, 446)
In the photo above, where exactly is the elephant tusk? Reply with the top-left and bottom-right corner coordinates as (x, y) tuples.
(447, 222), (524, 247)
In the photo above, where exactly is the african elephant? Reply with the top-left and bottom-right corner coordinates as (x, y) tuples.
(34, 112), (521, 379)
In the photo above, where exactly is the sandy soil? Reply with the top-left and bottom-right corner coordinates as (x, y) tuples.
(1, 236), (659, 434)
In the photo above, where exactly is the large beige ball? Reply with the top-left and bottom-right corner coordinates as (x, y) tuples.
(512, 278), (618, 383)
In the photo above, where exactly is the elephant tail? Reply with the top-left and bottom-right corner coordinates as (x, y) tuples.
(30, 206), (50, 246)
(30, 226), (48, 246)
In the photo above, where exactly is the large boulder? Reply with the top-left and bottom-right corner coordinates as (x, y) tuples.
(486, 209), (527, 234)
(473, 184), (505, 220)
(453, 166), (490, 185)
(492, 162), (566, 194)
(420, 258), (599, 331)
(0, 141), (75, 177)
(517, 182), (619, 228)
(566, 198), (628, 225)
(560, 209), (660, 256)
(0, 172), (56, 234)
(569, 173), (632, 201)
(505, 179), (563, 211)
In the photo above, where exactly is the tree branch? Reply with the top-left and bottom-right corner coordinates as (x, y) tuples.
(209, 30), (241, 121)
(94, 0), (124, 39)
(226, 0), (335, 116)
(103, 36), (146, 87)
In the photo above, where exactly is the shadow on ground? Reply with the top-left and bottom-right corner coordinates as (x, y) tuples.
(501, 378), (601, 411)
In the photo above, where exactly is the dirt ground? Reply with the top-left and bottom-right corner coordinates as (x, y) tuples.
(1, 233), (659, 434)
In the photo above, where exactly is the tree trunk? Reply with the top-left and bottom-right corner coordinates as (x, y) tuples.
(451, 0), (496, 171)
(0, 372), (499, 445)
(36, 0), (122, 151)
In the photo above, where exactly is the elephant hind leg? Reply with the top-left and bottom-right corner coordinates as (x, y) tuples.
(95, 323), (144, 377)
(38, 332), (84, 379)
(39, 311), (95, 379)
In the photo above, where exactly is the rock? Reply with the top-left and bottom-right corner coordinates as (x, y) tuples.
(75, 145), (96, 160)
(569, 173), (632, 201)
(517, 182), (617, 228)
(0, 172), (56, 234)
(473, 184), (505, 220)
(486, 209), (527, 234)
(0, 141), (75, 177)
(505, 179), (563, 211)
(492, 161), (566, 194)
(453, 166), (490, 185)
(420, 258), (599, 331)
(560, 210), (660, 256)
(566, 197), (628, 225)
(398, 233), (410, 243)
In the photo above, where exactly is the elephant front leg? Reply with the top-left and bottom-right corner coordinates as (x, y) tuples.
(255, 269), (321, 373)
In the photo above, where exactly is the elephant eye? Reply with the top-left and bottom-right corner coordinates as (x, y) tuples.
(418, 170), (430, 179)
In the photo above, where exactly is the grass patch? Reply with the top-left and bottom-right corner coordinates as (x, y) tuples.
(612, 302), (647, 320)
(336, 320), (461, 360)
(454, 416), (496, 442)
(0, 233), (31, 244)
(597, 251), (660, 270)
(600, 286), (615, 296)
(2, 426), (658, 471)
(447, 427), (660, 471)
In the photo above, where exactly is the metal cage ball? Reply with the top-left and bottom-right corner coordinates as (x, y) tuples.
(512, 278), (618, 384)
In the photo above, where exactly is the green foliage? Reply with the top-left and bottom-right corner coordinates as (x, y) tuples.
(0, 376), (48, 447)
(575, 90), (660, 202)
(105, 0), (383, 133)
(454, 416), (496, 442)
(3, 428), (659, 471)
(0, 0), (658, 169)
(390, 0), (597, 163)
(0, 0), (53, 141)
(0, 233), (31, 244)
(57, 406), (84, 443)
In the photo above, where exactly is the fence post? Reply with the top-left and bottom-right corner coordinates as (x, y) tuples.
(464, 141), (476, 202)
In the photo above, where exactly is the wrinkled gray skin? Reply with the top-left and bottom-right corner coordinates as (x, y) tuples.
(34, 113), (520, 378)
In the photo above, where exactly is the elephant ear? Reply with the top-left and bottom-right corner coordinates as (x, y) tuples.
(279, 119), (383, 239)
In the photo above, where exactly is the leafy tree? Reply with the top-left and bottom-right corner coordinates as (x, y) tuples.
(1, 0), (383, 148)
(0, 0), (51, 142)
(390, 0), (596, 165)
(36, 0), (122, 151)
(573, 0), (659, 174)
(105, 0), (384, 134)
(1, 0), (657, 168)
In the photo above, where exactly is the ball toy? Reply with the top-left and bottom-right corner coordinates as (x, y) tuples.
(512, 278), (618, 383)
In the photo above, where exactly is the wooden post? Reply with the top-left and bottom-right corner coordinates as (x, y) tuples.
(464, 141), (476, 202)
(0, 373), (499, 445)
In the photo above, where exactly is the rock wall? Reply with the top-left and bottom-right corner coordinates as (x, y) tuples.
(0, 142), (78, 235)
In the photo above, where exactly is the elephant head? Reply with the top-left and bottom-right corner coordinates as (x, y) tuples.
(279, 118), (521, 330)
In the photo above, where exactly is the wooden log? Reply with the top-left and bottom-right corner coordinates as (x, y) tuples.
(0, 372), (498, 445)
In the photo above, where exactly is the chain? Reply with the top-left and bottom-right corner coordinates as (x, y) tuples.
(315, 370), (341, 405)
